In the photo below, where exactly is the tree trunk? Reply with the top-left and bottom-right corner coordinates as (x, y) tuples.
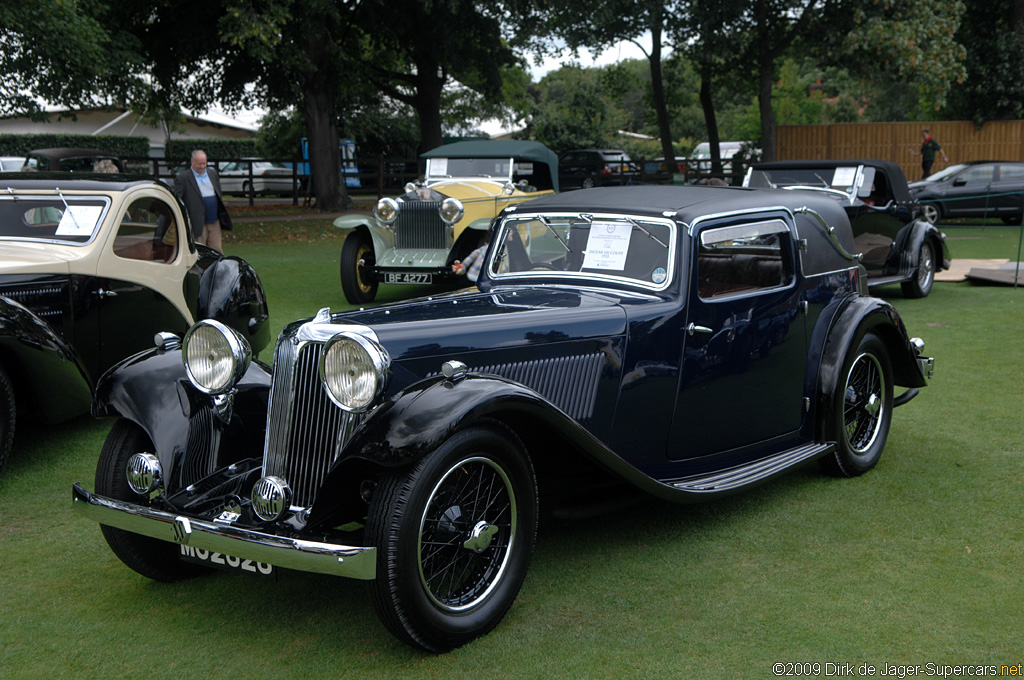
(303, 86), (349, 211)
(648, 15), (675, 166)
(758, 63), (777, 162)
(414, 58), (446, 154)
(699, 65), (723, 178)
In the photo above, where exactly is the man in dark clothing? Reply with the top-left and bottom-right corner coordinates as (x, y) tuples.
(909, 129), (948, 179)
(174, 149), (228, 253)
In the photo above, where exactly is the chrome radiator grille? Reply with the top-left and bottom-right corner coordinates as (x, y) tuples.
(395, 201), (448, 249)
(263, 339), (361, 508)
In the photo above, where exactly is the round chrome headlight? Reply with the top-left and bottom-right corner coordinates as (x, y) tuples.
(182, 319), (251, 395)
(502, 182), (515, 196)
(404, 182), (418, 194)
(374, 197), (399, 225)
(320, 332), (389, 411)
(439, 197), (464, 225)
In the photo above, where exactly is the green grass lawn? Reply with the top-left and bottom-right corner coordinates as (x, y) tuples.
(1, 220), (1021, 678)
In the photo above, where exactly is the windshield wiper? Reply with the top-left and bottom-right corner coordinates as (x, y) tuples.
(627, 218), (667, 248)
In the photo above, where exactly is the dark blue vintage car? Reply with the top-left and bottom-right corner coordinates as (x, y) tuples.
(73, 185), (934, 652)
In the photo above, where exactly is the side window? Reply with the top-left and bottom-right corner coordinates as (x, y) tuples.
(112, 197), (179, 263)
(961, 165), (994, 184)
(697, 221), (790, 299)
(998, 164), (1024, 181)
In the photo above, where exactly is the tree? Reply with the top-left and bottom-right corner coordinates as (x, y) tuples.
(0, 1), (146, 118)
(527, 66), (624, 152)
(354, 0), (518, 152)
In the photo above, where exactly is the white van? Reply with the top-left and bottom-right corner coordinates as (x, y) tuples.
(691, 141), (758, 173)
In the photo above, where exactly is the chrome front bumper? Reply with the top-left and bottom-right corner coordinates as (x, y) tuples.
(72, 483), (376, 580)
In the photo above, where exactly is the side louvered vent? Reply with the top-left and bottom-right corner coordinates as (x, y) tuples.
(0, 281), (68, 323)
(470, 353), (605, 421)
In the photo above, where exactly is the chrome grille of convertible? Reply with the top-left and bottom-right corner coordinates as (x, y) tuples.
(263, 339), (361, 508)
(395, 201), (447, 250)
(472, 353), (605, 421)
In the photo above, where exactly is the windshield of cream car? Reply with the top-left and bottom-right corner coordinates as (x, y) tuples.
(488, 213), (675, 291)
(426, 157), (512, 180)
(0, 196), (109, 244)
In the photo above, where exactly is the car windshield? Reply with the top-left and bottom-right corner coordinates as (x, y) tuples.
(425, 157), (512, 180)
(919, 163), (969, 183)
(488, 212), (675, 291)
(747, 167), (862, 192)
(0, 196), (109, 244)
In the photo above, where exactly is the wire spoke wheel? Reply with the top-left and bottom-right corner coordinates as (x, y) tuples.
(418, 456), (515, 610)
(843, 352), (885, 453)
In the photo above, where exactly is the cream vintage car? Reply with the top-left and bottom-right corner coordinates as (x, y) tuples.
(332, 140), (558, 304)
(0, 173), (270, 476)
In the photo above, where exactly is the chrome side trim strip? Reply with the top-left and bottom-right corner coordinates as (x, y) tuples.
(72, 483), (376, 580)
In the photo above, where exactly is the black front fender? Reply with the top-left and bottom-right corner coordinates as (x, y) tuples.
(197, 256), (271, 355)
(0, 296), (92, 423)
(92, 347), (271, 490)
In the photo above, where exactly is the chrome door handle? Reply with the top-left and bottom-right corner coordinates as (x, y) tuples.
(96, 288), (118, 298)
(687, 323), (713, 336)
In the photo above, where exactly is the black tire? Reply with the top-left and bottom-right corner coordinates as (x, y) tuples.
(340, 231), (378, 304)
(96, 419), (207, 582)
(901, 240), (936, 298)
(0, 364), (15, 477)
(367, 422), (538, 652)
(820, 333), (893, 477)
(921, 203), (941, 225)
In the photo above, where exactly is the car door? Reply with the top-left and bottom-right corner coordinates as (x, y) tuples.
(94, 193), (195, 372)
(990, 164), (1024, 222)
(943, 164), (994, 217)
(668, 216), (806, 460)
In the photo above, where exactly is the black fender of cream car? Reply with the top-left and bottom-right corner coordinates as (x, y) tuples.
(0, 296), (94, 423)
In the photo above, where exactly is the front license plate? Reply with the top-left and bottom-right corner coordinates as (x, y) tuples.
(179, 544), (275, 578)
(384, 272), (432, 284)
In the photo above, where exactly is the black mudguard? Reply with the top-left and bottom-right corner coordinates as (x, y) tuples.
(811, 295), (928, 442)
(0, 296), (93, 423)
(197, 256), (271, 356)
(92, 347), (271, 490)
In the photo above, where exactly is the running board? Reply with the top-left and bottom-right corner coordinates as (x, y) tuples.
(665, 443), (834, 494)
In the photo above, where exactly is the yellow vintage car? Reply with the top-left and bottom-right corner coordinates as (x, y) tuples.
(333, 140), (558, 303)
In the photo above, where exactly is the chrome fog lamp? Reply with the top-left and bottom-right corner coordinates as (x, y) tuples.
(251, 476), (292, 522)
(182, 319), (252, 395)
(126, 453), (163, 495)
(404, 182), (418, 194)
(502, 182), (515, 196)
(439, 197), (465, 225)
(374, 197), (399, 225)
(320, 332), (389, 411)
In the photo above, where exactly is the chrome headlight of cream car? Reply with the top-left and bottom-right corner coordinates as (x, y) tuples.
(319, 332), (390, 411)
(182, 320), (252, 395)
(439, 197), (465, 225)
(374, 197), (399, 225)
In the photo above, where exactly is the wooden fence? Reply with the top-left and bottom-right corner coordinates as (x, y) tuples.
(777, 120), (1024, 181)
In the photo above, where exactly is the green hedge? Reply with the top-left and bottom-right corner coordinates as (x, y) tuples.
(0, 134), (149, 157)
(165, 139), (258, 164)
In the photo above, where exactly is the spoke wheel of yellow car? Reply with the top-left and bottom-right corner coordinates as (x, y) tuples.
(367, 421), (537, 652)
(96, 419), (207, 582)
(0, 364), (15, 477)
(340, 231), (378, 304)
(821, 333), (893, 477)
(901, 240), (935, 298)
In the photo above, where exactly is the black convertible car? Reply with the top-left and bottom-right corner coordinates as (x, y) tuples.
(73, 185), (934, 652)
(744, 159), (950, 298)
